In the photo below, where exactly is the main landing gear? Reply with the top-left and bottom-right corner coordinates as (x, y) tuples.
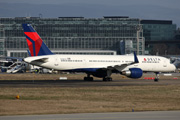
(154, 72), (159, 82)
(84, 74), (93, 81)
(103, 70), (112, 81)
(84, 70), (113, 81)
(84, 75), (112, 81)
(103, 77), (112, 81)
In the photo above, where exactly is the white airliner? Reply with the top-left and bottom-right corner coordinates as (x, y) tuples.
(22, 24), (176, 81)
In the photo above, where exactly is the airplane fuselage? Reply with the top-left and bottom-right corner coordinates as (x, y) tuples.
(24, 54), (176, 73)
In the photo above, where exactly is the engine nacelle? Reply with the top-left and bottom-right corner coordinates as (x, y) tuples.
(122, 68), (143, 78)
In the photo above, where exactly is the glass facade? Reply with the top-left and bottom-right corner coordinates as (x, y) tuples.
(0, 24), (5, 56)
(0, 17), (144, 57)
(141, 20), (176, 41)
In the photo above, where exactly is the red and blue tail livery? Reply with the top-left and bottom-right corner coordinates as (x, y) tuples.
(22, 24), (53, 56)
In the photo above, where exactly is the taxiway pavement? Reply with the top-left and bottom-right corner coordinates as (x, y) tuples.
(0, 111), (180, 120)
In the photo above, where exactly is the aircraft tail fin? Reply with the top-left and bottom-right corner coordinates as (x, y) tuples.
(22, 24), (53, 56)
(27, 50), (31, 56)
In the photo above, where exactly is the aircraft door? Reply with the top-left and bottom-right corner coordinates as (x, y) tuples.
(163, 60), (167, 67)
(54, 57), (59, 66)
(83, 59), (86, 65)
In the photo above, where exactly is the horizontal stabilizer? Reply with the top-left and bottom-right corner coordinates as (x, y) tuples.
(31, 58), (49, 63)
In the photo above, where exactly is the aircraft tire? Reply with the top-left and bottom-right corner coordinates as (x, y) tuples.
(154, 78), (159, 82)
(84, 77), (93, 81)
(103, 77), (112, 81)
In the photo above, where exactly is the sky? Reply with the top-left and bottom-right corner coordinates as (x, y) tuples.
(1, 0), (179, 8)
(0, 0), (180, 27)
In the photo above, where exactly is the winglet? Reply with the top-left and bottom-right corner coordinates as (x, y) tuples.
(134, 52), (139, 63)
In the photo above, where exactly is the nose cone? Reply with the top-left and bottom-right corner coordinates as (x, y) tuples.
(171, 64), (176, 72)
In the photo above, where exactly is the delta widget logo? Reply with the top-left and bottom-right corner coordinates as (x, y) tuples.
(143, 58), (161, 63)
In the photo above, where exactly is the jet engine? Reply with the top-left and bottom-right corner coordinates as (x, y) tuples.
(122, 68), (143, 78)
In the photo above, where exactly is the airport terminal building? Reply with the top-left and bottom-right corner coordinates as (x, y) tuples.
(0, 16), (177, 57)
(0, 16), (144, 57)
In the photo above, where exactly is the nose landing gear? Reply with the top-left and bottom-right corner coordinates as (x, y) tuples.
(154, 72), (159, 82)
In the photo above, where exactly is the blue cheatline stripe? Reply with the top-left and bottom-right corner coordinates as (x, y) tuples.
(22, 24), (36, 32)
(25, 35), (36, 56)
(64, 68), (99, 72)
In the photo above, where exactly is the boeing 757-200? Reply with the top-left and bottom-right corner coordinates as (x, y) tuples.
(22, 24), (176, 81)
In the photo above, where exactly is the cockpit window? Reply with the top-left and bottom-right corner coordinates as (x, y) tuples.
(170, 58), (175, 64)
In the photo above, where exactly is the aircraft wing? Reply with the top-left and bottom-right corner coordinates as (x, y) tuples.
(31, 58), (49, 63)
(107, 64), (129, 71)
(105, 52), (139, 72)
